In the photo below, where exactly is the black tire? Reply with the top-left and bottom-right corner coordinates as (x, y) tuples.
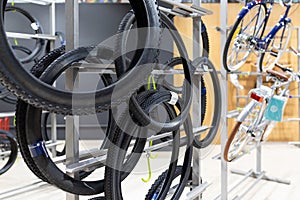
(5, 6), (45, 64)
(145, 166), (183, 200)
(223, 3), (267, 72)
(1, 45), (36, 105)
(156, 57), (207, 127)
(104, 91), (178, 200)
(0, 0), (161, 115)
(192, 57), (221, 149)
(17, 45), (122, 186)
(0, 130), (18, 175)
(116, 11), (193, 133)
(200, 20), (209, 58)
(104, 92), (193, 200)
(21, 45), (166, 195)
(15, 46), (65, 183)
(42, 113), (65, 157)
(16, 46), (123, 194)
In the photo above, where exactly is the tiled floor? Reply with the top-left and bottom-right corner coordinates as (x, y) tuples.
(1, 143), (300, 200)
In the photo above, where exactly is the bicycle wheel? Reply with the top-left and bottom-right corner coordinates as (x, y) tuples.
(259, 22), (292, 71)
(17, 46), (123, 195)
(16, 46), (114, 184)
(145, 166), (185, 200)
(1, 45), (36, 105)
(223, 3), (267, 72)
(224, 101), (262, 162)
(0, 46), (33, 105)
(193, 57), (221, 149)
(156, 57), (207, 126)
(5, 6), (45, 64)
(114, 11), (193, 133)
(16, 46), (65, 183)
(105, 92), (193, 200)
(21, 46), (173, 195)
(0, 0), (161, 115)
(0, 130), (18, 175)
(115, 11), (209, 77)
(200, 20), (209, 58)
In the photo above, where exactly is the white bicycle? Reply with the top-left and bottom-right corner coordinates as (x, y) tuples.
(224, 64), (300, 162)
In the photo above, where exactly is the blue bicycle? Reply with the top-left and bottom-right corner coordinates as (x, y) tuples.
(223, 0), (293, 72)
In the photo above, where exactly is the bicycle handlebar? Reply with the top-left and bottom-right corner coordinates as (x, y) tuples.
(273, 0), (292, 6)
(264, 0), (292, 7)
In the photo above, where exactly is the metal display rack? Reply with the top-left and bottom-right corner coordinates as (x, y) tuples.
(216, 0), (294, 199)
(5, 0), (59, 156)
(288, 27), (300, 147)
(0, 0), (59, 198)
(63, 0), (214, 199)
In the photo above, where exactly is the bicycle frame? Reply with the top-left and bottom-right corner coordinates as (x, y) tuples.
(238, 0), (292, 50)
(236, 73), (293, 140)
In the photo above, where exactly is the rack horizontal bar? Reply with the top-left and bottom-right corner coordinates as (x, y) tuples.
(144, 126), (211, 152)
(236, 95), (248, 98)
(231, 169), (290, 185)
(212, 144), (257, 161)
(160, 0), (213, 16)
(75, 63), (210, 75)
(159, 6), (188, 17)
(186, 181), (210, 200)
(0, 111), (16, 118)
(45, 140), (64, 148)
(65, 154), (106, 174)
(226, 109), (240, 118)
(7, 0), (56, 5)
(0, 110), (48, 118)
(147, 130), (175, 142)
(62, 126), (211, 173)
(6, 32), (57, 40)
(228, 71), (266, 76)
(53, 148), (107, 165)
(282, 118), (300, 122)
(0, 150), (11, 157)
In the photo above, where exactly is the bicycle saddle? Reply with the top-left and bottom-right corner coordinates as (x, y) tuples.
(266, 69), (289, 81)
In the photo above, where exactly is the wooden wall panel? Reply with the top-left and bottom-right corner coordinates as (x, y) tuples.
(174, 3), (300, 142)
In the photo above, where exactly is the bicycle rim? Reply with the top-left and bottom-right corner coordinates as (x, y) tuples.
(0, 130), (18, 175)
(259, 23), (292, 71)
(224, 3), (267, 72)
(224, 104), (261, 162)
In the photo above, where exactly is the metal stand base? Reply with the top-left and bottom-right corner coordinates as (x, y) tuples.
(288, 142), (300, 147)
(215, 168), (290, 200)
(229, 169), (290, 200)
(231, 169), (291, 185)
(0, 181), (47, 199)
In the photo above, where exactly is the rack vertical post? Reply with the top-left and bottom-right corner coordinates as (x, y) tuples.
(49, 0), (57, 157)
(192, 0), (202, 199)
(219, 0), (228, 199)
(65, 0), (80, 200)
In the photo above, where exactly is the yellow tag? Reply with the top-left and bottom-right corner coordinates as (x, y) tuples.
(14, 38), (18, 46)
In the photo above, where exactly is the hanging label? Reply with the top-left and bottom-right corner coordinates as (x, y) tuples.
(264, 95), (287, 122)
(28, 141), (49, 158)
(31, 22), (39, 31)
(168, 91), (179, 105)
